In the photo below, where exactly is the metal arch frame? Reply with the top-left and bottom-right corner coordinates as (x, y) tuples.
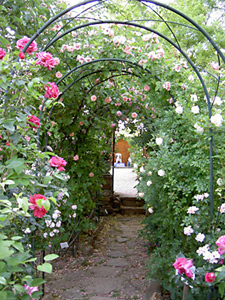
(20, 0), (225, 224)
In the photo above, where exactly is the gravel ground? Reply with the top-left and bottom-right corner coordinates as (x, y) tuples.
(110, 167), (138, 197)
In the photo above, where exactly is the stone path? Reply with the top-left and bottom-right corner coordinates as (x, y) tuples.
(44, 215), (149, 300)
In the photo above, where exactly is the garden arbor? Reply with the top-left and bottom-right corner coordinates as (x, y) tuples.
(22, 0), (225, 220)
(2, 0), (225, 299)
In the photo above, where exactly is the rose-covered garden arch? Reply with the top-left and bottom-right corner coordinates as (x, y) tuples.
(1, 0), (225, 299)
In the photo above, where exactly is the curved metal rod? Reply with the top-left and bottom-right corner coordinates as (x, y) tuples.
(42, 20), (212, 116)
(127, 18), (198, 31)
(137, 0), (225, 63)
(141, 2), (181, 50)
(44, 1), (105, 51)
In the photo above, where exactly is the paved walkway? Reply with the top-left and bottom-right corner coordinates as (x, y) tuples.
(45, 215), (148, 300)
(110, 167), (138, 197)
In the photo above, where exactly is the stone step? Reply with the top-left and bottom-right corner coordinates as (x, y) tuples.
(121, 206), (146, 215)
(120, 197), (145, 207)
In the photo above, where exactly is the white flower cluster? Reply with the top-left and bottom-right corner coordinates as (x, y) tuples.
(155, 137), (163, 145)
(44, 210), (62, 238)
(194, 123), (204, 133)
(196, 244), (220, 264)
(175, 101), (183, 114)
(194, 193), (209, 202)
(195, 233), (205, 242)
(211, 113), (223, 127)
(219, 203), (225, 214)
(184, 225), (194, 236)
(187, 206), (199, 214)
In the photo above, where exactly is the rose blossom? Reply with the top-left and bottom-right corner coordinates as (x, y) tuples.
(173, 257), (194, 278)
(184, 226), (194, 236)
(156, 137), (163, 145)
(29, 194), (48, 218)
(0, 48), (6, 60)
(195, 233), (205, 243)
(56, 71), (62, 78)
(49, 156), (67, 171)
(205, 272), (215, 283)
(131, 112), (137, 118)
(144, 85), (150, 92)
(211, 62), (220, 70)
(27, 115), (40, 129)
(158, 169), (165, 176)
(187, 206), (199, 214)
(89, 172), (94, 177)
(44, 82), (59, 99)
(175, 106), (183, 114)
(105, 97), (111, 104)
(138, 192), (144, 197)
(16, 37), (37, 55)
(116, 111), (122, 117)
(148, 207), (154, 214)
(211, 113), (223, 127)
(191, 105), (200, 114)
(147, 180), (152, 186)
(91, 95), (97, 102)
(110, 123), (116, 128)
(163, 81), (171, 91)
(73, 155), (79, 161)
(24, 284), (39, 297)
(36, 52), (56, 70)
(216, 235), (225, 255)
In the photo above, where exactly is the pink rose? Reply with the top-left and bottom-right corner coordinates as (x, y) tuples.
(110, 123), (116, 128)
(131, 112), (137, 118)
(27, 115), (40, 129)
(205, 272), (215, 283)
(89, 172), (94, 177)
(163, 81), (171, 91)
(49, 156), (67, 171)
(144, 85), (150, 92)
(73, 155), (79, 161)
(211, 62), (220, 70)
(123, 96), (128, 102)
(173, 257), (193, 278)
(29, 194), (47, 218)
(105, 97), (111, 104)
(36, 52), (56, 70)
(54, 57), (60, 65)
(116, 111), (122, 117)
(216, 235), (225, 255)
(0, 48), (6, 60)
(44, 82), (59, 99)
(16, 36), (37, 55)
(91, 95), (97, 102)
(56, 71), (62, 78)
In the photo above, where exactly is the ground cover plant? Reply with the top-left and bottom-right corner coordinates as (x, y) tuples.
(0, 0), (225, 299)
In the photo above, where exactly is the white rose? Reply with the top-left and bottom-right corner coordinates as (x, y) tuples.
(191, 105), (200, 114)
(147, 180), (152, 186)
(156, 137), (163, 145)
(175, 106), (183, 114)
(138, 192), (144, 197)
(158, 169), (165, 176)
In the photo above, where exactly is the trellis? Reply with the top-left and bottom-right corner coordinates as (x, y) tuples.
(18, 1), (225, 298)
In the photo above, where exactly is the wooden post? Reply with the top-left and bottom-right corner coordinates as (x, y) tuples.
(182, 284), (189, 300)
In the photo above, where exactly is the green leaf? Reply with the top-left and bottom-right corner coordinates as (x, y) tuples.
(53, 173), (65, 181)
(11, 236), (23, 241)
(3, 120), (15, 132)
(0, 276), (7, 285)
(42, 199), (50, 211)
(43, 176), (53, 185)
(49, 197), (56, 204)
(44, 254), (59, 261)
(14, 284), (25, 292)
(37, 263), (52, 274)
(30, 278), (46, 286)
